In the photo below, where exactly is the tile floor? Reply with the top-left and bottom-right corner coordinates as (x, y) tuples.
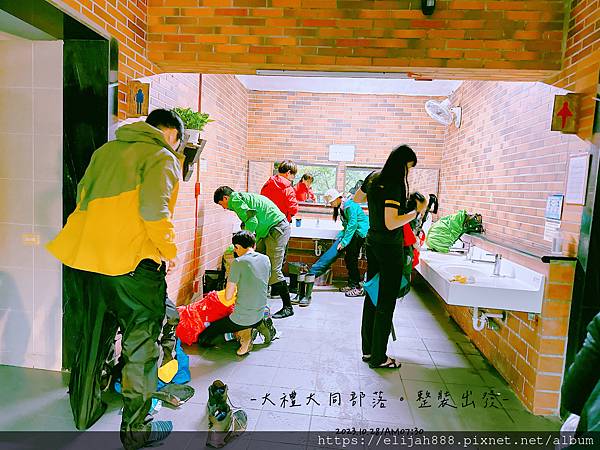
(0, 281), (561, 440)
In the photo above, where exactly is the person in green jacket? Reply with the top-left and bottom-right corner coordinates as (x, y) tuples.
(47, 109), (184, 448)
(294, 189), (370, 307)
(214, 186), (294, 319)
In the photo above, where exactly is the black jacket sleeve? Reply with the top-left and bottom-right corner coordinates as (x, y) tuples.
(561, 313), (600, 415)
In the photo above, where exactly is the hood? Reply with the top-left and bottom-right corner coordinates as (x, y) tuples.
(266, 175), (292, 189)
(115, 121), (177, 155)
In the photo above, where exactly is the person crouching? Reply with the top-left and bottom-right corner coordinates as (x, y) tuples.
(198, 231), (276, 356)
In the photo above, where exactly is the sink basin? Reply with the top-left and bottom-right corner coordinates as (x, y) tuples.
(416, 249), (545, 313)
(290, 218), (342, 240)
(438, 265), (489, 280)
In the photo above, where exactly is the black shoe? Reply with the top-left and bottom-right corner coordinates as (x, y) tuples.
(272, 306), (294, 319)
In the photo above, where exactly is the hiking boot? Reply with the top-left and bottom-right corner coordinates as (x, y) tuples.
(121, 420), (173, 450)
(206, 409), (248, 448)
(236, 329), (253, 356)
(272, 306), (294, 319)
(256, 317), (276, 344)
(207, 380), (229, 418)
(291, 275), (305, 304)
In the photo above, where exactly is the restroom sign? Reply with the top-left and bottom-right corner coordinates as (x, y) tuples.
(551, 93), (580, 134)
(128, 81), (150, 118)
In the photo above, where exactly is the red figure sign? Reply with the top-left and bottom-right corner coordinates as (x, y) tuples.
(556, 101), (573, 128)
(551, 94), (579, 134)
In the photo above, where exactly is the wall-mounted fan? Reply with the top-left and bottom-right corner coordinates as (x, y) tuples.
(425, 98), (462, 127)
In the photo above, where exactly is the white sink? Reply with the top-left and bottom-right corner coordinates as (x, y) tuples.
(290, 218), (342, 240)
(417, 248), (545, 313)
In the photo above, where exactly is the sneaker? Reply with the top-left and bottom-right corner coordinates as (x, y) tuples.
(298, 296), (311, 307)
(345, 287), (365, 297)
(272, 306), (294, 319)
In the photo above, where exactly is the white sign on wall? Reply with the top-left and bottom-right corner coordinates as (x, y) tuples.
(565, 153), (591, 205)
(328, 144), (356, 162)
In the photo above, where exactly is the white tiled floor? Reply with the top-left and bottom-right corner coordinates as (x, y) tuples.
(0, 281), (561, 436)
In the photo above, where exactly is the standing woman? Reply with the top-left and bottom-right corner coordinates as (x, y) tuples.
(354, 145), (426, 369)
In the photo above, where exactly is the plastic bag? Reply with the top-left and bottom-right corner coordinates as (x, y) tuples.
(176, 291), (235, 345)
(426, 210), (468, 253)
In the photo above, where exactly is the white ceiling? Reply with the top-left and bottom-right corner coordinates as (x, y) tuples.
(236, 75), (462, 96)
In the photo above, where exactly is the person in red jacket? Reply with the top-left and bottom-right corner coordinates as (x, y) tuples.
(261, 160), (299, 222)
(295, 173), (316, 202)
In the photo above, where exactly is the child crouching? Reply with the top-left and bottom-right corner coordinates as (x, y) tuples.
(198, 231), (276, 355)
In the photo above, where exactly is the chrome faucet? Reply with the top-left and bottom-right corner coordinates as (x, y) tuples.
(471, 252), (502, 276)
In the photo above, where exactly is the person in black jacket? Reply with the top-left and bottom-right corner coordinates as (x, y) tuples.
(353, 145), (426, 369)
(561, 312), (600, 436)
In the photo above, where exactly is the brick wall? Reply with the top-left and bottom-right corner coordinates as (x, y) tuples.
(135, 73), (202, 303)
(147, 0), (564, 80)
(431, 236), (577, 415)
(434, 79), (589, 415)
(547, 0), (600, 140)
(439, 80), (590, 255)
(247, 91), (447, 191)
(195, 74), (250, 301)
(57, 0), (157, 119)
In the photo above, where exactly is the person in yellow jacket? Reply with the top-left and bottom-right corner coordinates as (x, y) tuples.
(46, 109), (183, 449)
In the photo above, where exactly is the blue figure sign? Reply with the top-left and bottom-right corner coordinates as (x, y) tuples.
(135, 89), (144, 115)
(128, 81), (149, 117)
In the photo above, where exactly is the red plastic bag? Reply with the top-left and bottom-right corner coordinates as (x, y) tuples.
(176, 291), (235, 345)
(403, 223), (417, 247)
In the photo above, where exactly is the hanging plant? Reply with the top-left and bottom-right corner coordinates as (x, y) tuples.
(173, 107), (213, 145)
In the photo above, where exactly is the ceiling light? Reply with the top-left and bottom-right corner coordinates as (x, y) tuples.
(255, 70), (410, 79)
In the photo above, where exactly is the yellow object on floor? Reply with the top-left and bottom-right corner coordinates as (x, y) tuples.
(158, 359), (179, 383)
(218, 287), (237, 307)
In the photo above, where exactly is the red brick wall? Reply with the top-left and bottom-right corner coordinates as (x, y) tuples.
(147, 0), (564, 80)
(247, 91), (447, 190)
(432, 236), (576, 415)
(194, 74), (250, 301)
(547, 0), (600, 140)
(57, 0), (157, 119)
(439, 80), (590, 255)
(135, 73), (202, 303)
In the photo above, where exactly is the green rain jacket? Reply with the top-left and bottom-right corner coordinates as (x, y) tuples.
(228, 192), (286, 240)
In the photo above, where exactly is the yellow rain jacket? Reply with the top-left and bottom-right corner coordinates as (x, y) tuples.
(47, 122), (182, 275)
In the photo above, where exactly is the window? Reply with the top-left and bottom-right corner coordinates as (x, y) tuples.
(344, 167), (376, 197)
(294, 164), (337, 198)
(275, 162), (337, 200)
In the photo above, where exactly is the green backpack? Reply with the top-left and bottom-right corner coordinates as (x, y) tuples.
(426, 210), (484, 253)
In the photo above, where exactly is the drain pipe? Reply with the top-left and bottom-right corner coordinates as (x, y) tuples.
(472, 307), (505, 331)
(314, 240), (323, 257)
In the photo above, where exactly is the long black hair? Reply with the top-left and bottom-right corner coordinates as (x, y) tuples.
(379, 144), (417, 205)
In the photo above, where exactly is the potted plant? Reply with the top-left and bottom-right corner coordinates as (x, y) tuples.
(172, 107), (212, 145)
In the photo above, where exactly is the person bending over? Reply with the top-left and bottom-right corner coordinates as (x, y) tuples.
(293, 188), (369, 307)
(214, 187), (294, 319)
